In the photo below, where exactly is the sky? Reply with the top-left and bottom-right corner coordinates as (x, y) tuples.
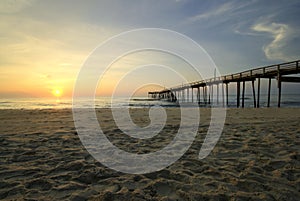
(0, 0), (299, 98)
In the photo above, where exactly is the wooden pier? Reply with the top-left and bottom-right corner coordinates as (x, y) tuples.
(148, 60), (300, 107)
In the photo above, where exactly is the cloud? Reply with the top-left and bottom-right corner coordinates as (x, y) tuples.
(188, 2), (234, 22)
(252, 20), (296, 61)
(188, 1), (256, 23)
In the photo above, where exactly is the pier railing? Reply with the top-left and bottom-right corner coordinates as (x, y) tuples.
(162, 60), (299, 90)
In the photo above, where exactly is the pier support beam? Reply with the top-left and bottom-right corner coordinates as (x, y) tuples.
(222, 83), (225, 107)
(211, 84), (214, 105)
(197, 87), (200, 105)
(216, 84), (219, 106)
(225, 83), (229, 106)
(278, 74), (282, 108)
(203, 86), (206, 105)
(237, 81), (240, 108)
(187, 88), (189, 102)
(252, 80), (256, 108)
(191, 88), (194, 103)
(257, 78), (261, 108)
(280, 76), (300, 83)
(267, 78), (271, 107)
(242, 81), (245, 108)
(208, 85), (211, 105)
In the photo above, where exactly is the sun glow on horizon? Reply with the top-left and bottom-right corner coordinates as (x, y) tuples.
(52, 88), (63, 98)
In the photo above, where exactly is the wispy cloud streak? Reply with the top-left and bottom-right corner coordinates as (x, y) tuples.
(187, 0), (256, 23)
(188, 2), (235, 22)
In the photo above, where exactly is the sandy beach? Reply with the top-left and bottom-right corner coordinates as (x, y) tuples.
(0, 108), (299, 200)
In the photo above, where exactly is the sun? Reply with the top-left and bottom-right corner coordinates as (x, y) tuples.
(52, 88), (62, 98)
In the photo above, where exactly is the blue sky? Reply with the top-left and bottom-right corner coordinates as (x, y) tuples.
(0, 0), (299, 97)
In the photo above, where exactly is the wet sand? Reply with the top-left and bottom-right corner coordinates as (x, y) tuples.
(0, 108), (299, 200)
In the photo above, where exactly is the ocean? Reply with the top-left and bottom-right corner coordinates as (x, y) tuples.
(0, 97), (175, 109)
(0, 94), (300, 109)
